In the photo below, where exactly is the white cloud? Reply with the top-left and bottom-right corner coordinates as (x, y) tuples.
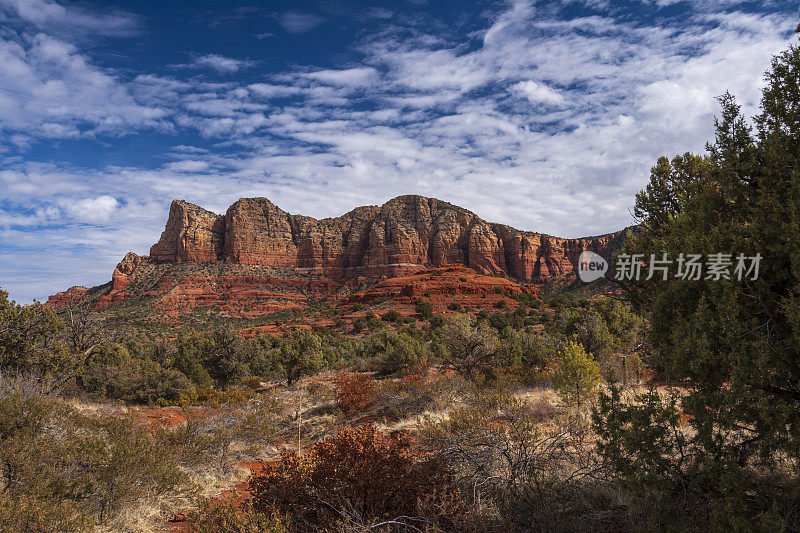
(511, 80), (565, 106)
(63, 195), (119, 223)
(165, 160), (210, 172)
(0, 33), (168, 140)
(302, 67), (379, 87)
(0, 0), (140, 36)
(279, 11), (324, 34)
(182, 53), (255, 73)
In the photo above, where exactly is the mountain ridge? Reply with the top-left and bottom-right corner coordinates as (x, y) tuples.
(146, 194), (629, 281)
(45, 195), (631, 327)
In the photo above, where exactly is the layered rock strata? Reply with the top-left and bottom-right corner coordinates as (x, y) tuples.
(149, 195), (627, 281)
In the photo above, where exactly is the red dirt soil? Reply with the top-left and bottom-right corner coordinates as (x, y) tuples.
(348, 265), (536, 315)
(129, 406), (215, 431)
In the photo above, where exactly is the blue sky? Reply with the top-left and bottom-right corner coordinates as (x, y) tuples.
(0, 0), (796, 302)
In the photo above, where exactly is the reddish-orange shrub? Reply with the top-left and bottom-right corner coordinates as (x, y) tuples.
(249, 425), (464, 531)
(333, 373), (379, 414)
(187, 498), (290, 532)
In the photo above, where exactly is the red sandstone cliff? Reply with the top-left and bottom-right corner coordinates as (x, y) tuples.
(46, 195), (630, 315)
(148, 195), (628, 281)
(150, 200), (224, 263)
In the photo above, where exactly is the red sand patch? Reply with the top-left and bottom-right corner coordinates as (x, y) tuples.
(129, 406), (213, 431)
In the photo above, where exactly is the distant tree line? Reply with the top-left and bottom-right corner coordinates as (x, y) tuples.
(0, 285), (642, 406)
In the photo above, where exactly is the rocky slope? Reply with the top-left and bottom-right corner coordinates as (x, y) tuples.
(45, 195), (629, 330)
(147, 195), (627, 280)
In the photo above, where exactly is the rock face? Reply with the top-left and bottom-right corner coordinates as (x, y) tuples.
(94, 252), (145, 310)
(45, 286), (91, 308)
(150, 200), (224, 263)
(148, 195), (628, 282)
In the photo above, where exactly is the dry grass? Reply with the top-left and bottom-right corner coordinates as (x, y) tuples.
(18, 370), (634, 532)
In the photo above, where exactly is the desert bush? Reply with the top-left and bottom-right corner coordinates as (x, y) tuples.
(80, 352), (192, 404)
(589, 298), (643, 355)
(422, 391), (616, 531)
(243, 375), (265, 390)
(205, 326), (255, 386)
(428, 314), (446, 328)
(0, 494), (90, 533)
(0, 287), (71, 376)
(573, 311), (614, 361)
(600, 352), (644, 385)
(370, 330), (428, 375)
(0, 391), (190, 528)
(187, 498), (290, 533)
(250, 424), (465, 531)
(173, 335), (214, 388)
(518, 331), (557, 368)
(280, 329), (325, 386)
(380, 310), (401, 322)
(306, 380), (335, 403)
(163, 395), (280, 474)
(442, 315), (499, 377)
(552, 342), (601, 406)
(334, 373), (380, 414)
(592, 386), (800, 530)
(497, 327), (524, 367)
(415, 299), (434, 319)
(376, 372), (465, 421)
(509, 365), (554, 387)
(448, 302), (463, 311)
(524, 397), (559, 422)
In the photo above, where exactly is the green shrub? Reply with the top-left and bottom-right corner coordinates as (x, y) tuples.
(0, 287), (70, 375)
(0, 494), (89, 533)
(552, 341), (601, 406)
(365, 330), (428, 375)
(421, 391), (612, 531)
(0, 391), (190, 527)
(428, 314), (445, 328)
(80, 355), (191, 404)
(416, 299), (433, 319)
(279, 329), (325, 386)
(381, 309), (401, 322)
(442, 315), (498, 377)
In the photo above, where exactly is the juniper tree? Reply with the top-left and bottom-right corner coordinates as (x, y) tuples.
(594, 43), (800, 528)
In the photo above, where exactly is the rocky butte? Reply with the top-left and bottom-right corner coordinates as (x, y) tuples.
(46, 195), (630, 322)
(148, 195), (625, 278)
